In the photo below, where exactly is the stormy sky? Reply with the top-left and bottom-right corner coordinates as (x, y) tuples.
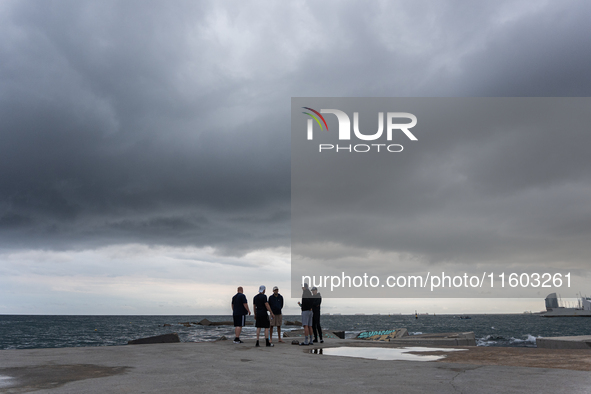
(291, 98), (591, 299)
(1, 0), (591, 314)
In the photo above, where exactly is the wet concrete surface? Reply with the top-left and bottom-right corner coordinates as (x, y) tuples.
(0, 365), (129, 393)
(1, 339), (590, 393)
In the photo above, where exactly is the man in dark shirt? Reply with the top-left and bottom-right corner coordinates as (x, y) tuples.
(268, 286), (285, 343)
(253, 285), (275, 347)
(298, 282), (314, 345)
(231, 286), (250, 344)
(311, 286), (323, 343)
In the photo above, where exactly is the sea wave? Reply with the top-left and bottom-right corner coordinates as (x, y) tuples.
(476, 334), (503, 346)
(509, 334), (541, 345)
(478, 333), (542, 347)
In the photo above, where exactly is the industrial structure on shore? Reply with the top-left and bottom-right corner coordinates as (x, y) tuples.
(541, 293), (591, 317)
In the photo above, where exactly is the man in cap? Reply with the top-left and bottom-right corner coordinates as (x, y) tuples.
(253, 285), (275, 347)
(311, 286), (323, 343)
(268, 286), (285, 343)
(231, 286), (250, 344)
(298, 282), (314, 345)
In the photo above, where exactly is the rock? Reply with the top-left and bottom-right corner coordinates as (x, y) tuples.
(282, 330), (298, 337)
(396, 328), (409, 338)
(209, 321), (233, 326)
(128, 333), (180, 345)
(163, 324), (171, 327)
(198, 319), (212, 326)
(215, 336), (228, 341)
(332, 331), (345, 339)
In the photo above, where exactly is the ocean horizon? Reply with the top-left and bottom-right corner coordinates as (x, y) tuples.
(2, 313), (590, 350)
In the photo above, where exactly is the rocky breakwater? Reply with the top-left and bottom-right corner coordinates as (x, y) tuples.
(128, 333), (180, 345)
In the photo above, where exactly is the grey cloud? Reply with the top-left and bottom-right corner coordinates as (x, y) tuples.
(291, 97), (591, 299)
(1, 1), (292, 253)
(2, 0), (591, 260)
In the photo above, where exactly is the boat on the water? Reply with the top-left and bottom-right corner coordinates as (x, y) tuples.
(541, 293), (591, 317)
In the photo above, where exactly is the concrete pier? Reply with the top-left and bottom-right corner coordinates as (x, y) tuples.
(1, 339), (591, 393)
(537, 335), (591, 349)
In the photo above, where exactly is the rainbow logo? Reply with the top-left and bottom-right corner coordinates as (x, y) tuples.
(302, 107), (329, 131)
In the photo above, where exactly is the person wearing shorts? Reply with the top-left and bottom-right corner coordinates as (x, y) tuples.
(231, 286), (250, 344)
(298, 282), (314, 345)
(253, 285), (275, 347)
(268, 286), (284, 343)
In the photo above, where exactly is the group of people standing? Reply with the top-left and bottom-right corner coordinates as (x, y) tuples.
(231, 285), (285, 347)
(231, 283), (322, 347)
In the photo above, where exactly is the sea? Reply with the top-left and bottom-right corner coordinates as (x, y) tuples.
(1, 314), (590, 350)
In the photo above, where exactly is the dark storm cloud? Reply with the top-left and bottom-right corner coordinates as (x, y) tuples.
(2, 0), (591, 257)
(291, 97), (591, 298)
(457, 3), (591, 97)
(0, 0), (293, 253)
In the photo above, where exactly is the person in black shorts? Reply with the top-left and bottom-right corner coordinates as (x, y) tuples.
(231, 286), (250, 344)
(253, 285), (275, 347)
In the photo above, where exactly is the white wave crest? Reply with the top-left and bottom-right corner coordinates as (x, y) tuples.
(510, 334), (542, 344)
(476, 337), (497, 346)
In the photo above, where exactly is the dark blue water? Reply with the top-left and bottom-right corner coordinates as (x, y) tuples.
(1, 314), (589, 350)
